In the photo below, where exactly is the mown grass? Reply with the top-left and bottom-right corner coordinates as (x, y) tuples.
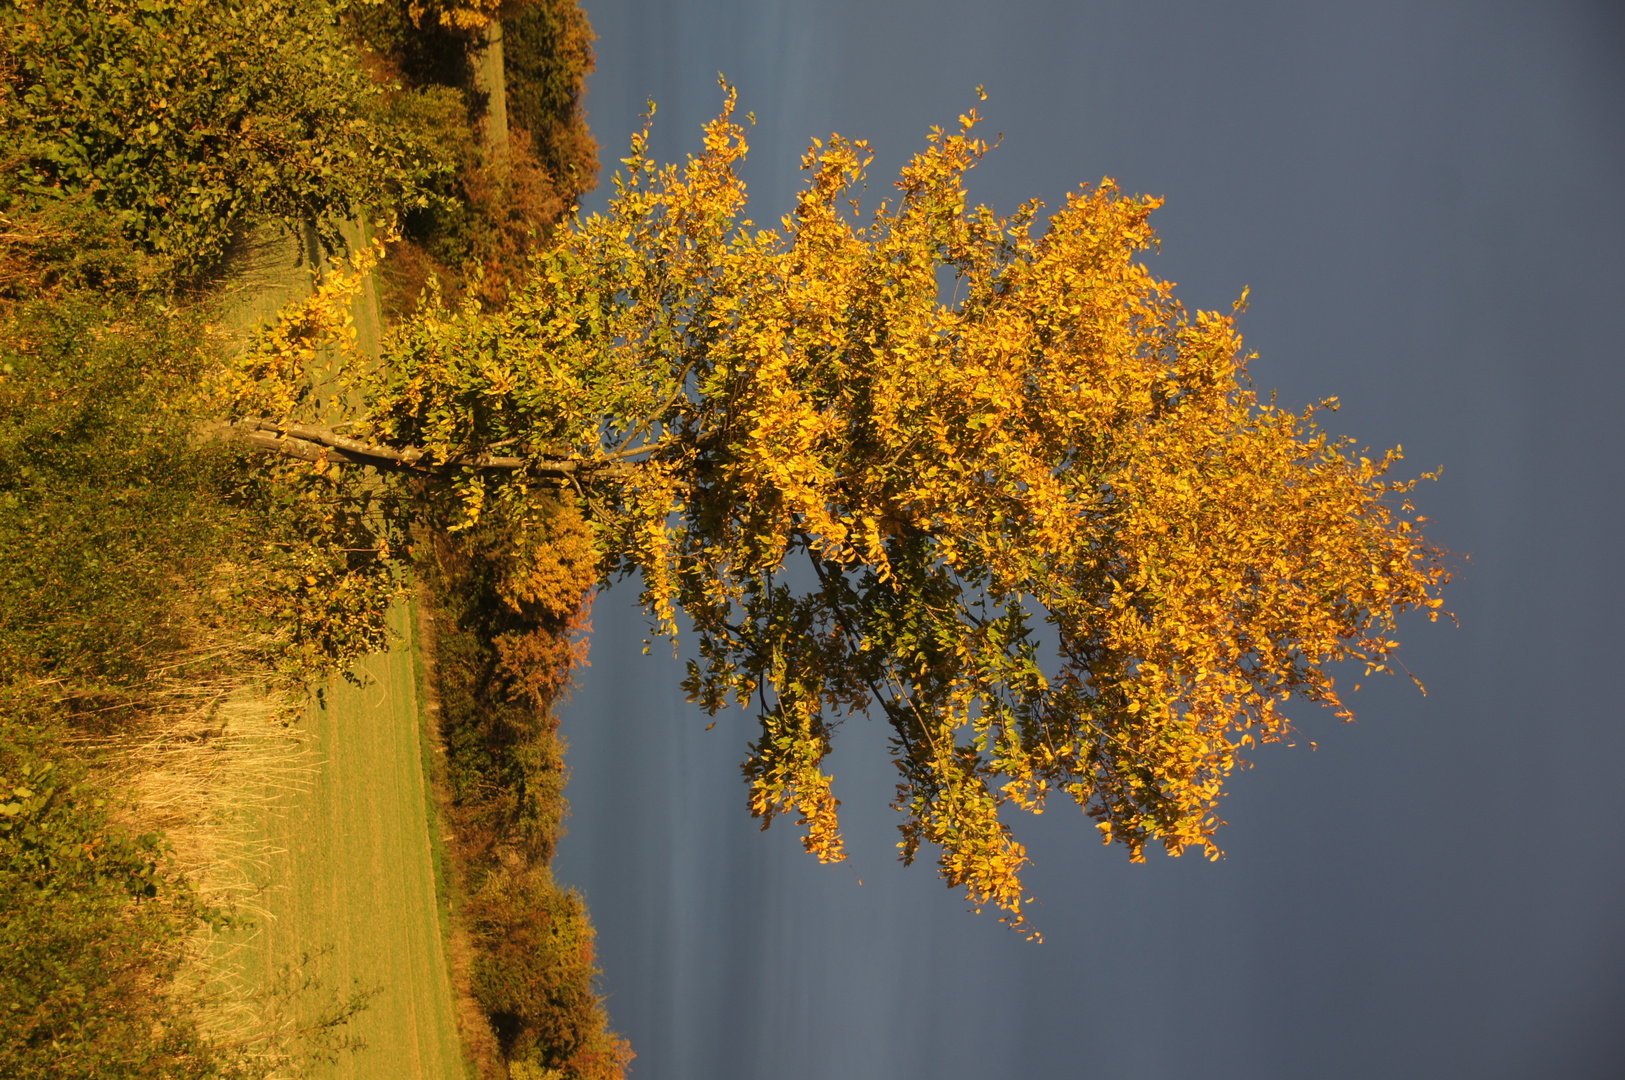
(196, 199), (464, 1076)
(213, 603), (464, 1080)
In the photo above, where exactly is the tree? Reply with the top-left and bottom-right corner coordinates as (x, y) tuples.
(225, 84), (1450, 935)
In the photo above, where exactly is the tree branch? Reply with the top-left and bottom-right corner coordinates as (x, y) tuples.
(207, 418), (636, 481)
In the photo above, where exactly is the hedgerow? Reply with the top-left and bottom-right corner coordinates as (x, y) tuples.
(425, 503), (630, 1080)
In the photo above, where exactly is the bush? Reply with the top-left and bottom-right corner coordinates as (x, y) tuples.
(0, 0), (450, 282)
(0, 196), (157, 299)
(465, 865), (631, 1080)
(504, 0), (599, 218)
(0, 287), (245, 692)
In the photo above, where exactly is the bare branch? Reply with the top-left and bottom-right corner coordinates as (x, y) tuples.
(205, 418), (636, 482)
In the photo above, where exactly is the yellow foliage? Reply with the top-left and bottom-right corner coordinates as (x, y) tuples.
(238, 81), (1450, 934)
(498, 495), (598, 620)
(408, 0), (504, 31)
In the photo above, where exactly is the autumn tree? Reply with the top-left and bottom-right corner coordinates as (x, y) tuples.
(226, 85), (1449, 935)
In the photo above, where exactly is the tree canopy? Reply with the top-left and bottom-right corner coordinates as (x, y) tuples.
(228, 84), (1449, 934)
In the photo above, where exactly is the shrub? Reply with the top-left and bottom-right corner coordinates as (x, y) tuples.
(0, 287), (244, 692)
(465, 865), (631, 1080)
(426, 498), (593, 868)
(0, 0), (449, 282)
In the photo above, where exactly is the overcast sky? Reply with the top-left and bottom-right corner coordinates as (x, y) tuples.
(551, 3), (1625, 1077)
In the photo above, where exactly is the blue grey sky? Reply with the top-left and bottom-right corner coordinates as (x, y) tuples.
(551, 3), (1625, 1077)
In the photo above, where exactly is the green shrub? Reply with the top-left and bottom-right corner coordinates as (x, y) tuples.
(0, 196), (157, 299)
(0, 288), (245, 692)
(0, 0), (450, 282)
(0, 261), (412, 694)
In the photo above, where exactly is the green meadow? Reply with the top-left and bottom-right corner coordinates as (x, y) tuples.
(221, 602), (463, 1078)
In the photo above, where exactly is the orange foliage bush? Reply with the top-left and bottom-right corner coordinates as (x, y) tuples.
(465, 864), (633, 1079)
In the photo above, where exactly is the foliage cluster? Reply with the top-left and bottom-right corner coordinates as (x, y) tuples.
(1, 215), (404, 690)
(220, 250), (412, 676)
(0, 0), (449, 283)
(0, 197), (156, 299)
(425, 507), (631, 1080)
(402, 0), (507, 32)
(234, 85), (1449, 935)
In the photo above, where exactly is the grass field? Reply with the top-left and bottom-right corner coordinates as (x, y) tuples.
(215, 599), (464, 1078)
(207, 222), (465, 1077)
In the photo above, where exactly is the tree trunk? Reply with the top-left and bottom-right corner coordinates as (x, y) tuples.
(469, 19), (509, 170)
